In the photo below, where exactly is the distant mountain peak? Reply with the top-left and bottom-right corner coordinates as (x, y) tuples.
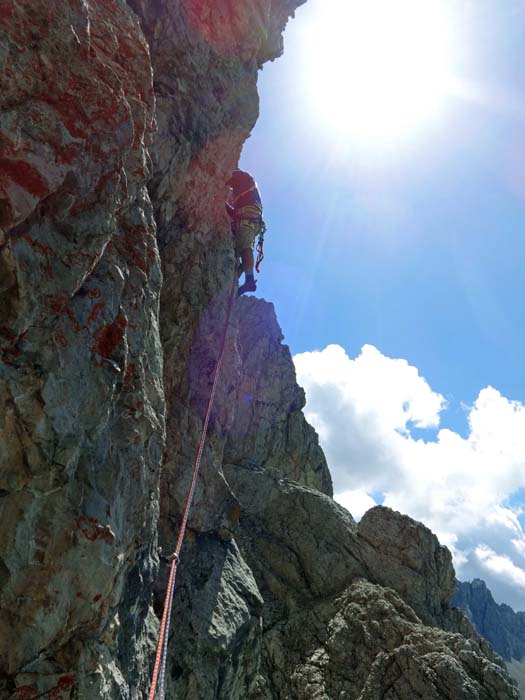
(454, 579), (525, 697)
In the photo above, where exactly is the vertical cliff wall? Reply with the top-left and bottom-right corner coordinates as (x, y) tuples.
(0, 1), (522, 699)
(0, 1), (164, 697)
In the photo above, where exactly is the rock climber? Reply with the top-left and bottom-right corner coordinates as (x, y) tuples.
(226, 168), (265, 296)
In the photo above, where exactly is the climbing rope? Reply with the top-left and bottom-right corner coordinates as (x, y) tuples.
(148, 275), (238, 700)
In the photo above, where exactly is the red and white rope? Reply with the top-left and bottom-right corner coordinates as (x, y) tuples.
(148, 277), (237, 700)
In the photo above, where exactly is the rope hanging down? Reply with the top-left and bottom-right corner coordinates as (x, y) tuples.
(148, 276), (238, 700)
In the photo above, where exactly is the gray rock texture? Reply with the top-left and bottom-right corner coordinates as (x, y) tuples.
(0, 0), (521, 699)
(225, 298), (332, 495)
(358, 506), (456, 628)
(223, 463), (518, 699)
(262, 578), (516, 700)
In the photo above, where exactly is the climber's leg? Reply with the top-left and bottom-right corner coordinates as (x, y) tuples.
(240, 247), (254, 278)
(235, 222), (257, 295)
(238, 247), (256, 295)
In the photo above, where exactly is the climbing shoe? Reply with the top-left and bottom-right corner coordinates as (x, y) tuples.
(238, 278), (257, 296)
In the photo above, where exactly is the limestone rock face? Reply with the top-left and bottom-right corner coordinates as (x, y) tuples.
(222, 462), (518, 699)
(163, 536), (264, 699)
(358, 505), (456, 628)
(1, 1), (522, 700)
(262, 579), (516, 700)
(0, 1), (164, 697)
(225, 297), (332, 495)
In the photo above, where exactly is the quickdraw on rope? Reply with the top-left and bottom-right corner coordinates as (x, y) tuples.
(255, 223), (266, 274)
(148, 275), (238, 700)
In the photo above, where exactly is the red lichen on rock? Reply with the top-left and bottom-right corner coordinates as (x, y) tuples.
(22, 234), (56, 261)
(124, 362), (136, 386)
(48, 295), (68, 314)
(0, 1), (50, 47)
(12, 686), (38, 700)
(0, 159), (50, 200)
(41, 94), (87, 141)
(53, 328), (68, 348)
(0, 328), (27, 364)
(112, 224), (155, 274)
(13, 674), (75, 699)
(21, 233), (56, 277)
(87, 301), (106, 326)
(48, 296), (81, 333)
(76, 516), (114, 543)
(94, 171), (119, 196)
(48, 674), (76, 700)
(56, 143), (80, 166)
(92, 314), (127, 359)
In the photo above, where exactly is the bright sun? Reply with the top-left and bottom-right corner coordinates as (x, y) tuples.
(300, 0), (458, 150)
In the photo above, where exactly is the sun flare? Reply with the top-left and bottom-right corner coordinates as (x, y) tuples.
(300, 0), (458, 150)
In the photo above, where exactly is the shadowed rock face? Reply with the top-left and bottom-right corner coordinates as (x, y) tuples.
(0, 1), (522, 699)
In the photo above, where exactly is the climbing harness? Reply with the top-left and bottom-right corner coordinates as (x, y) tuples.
(148, 276), (238, 700)
(230, 209), (266, 274)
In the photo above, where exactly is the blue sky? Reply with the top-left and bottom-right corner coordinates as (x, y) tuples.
(242, 0), (525, 429)
(240, 0), (525, 609)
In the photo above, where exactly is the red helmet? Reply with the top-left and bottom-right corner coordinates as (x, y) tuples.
(227, 169), (254, 190)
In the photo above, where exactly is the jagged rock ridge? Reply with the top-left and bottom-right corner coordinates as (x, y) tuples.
(0, 1), (521, 699)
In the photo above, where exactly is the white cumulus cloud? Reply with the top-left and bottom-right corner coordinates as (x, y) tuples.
(294, 343), (525, 610)
(475, 545), (525, 589)
(335, 489), (378, 521)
